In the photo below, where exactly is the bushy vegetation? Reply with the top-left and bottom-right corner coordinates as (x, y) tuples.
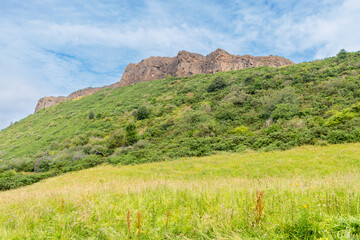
(0, 143), (360, 239)
(0, 50), (360, 189)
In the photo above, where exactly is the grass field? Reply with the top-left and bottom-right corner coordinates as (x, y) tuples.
(1, 143), (360, 239)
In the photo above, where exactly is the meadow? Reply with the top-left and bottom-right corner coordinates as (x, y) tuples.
(1, 143), (360, 239)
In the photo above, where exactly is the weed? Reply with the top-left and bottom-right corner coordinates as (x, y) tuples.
(254, 191), (265, 228)
(126, 208), (131, 239)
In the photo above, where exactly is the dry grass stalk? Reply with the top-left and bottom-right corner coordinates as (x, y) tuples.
(165, 210), (170, 230)
(255, 191), (264, 228)
(136, 211), (142, 239)
(127, 208), (131, 239)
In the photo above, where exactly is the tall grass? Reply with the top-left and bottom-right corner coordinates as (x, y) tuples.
(0, 143), (360, 239)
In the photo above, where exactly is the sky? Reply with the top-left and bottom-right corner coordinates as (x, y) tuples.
(0, 0), (360, 130)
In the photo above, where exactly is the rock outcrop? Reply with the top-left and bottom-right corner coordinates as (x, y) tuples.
(34, 88), (104, 113)
(35, 96), (67, 113)
(34, 49), (294, 112)
(120, 49), (294, 86)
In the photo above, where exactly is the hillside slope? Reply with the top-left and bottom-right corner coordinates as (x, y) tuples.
(0, 50), (359, 190)
(0, 143), (360, 239)
(34, 49), (294, 112)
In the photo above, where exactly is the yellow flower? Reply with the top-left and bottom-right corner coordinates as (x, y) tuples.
(303, 204), (308, 208)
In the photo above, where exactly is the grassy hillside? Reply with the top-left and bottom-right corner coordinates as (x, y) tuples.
(0, 50), (360, 189)
(0, 143), (360, 239)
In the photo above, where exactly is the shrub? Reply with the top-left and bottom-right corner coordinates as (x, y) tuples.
(88, 111), (95, 120)
(136, 106), (150, 120)
(207, 76), (227, 92)
(327, 130), (349, 143)
(125, 123), (138, 145)
(337, 49), (348, 61)
(0, 172), (53, 191)
(34, 156), (51, 173)
(231, 126), (249, 135)
(107, 130), (126, 149)
(71, 134), (90, 146)
(89, 145), (112, 156)
(272, 103), (299, 120)
(250, 78), (263, 94)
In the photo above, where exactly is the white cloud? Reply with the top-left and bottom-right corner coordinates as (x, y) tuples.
(232, 0), (360, 60)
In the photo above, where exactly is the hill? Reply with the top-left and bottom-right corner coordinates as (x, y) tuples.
(0, 143), (360, 239)
(0, 49), (359, 190)
(34, 49), (294, 112)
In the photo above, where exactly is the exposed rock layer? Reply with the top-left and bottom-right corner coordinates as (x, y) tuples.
(34, 49), (294, 112)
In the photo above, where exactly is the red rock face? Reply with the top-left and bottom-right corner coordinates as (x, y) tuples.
(34, 49), (294, 112)
(119, 49), (294, 86)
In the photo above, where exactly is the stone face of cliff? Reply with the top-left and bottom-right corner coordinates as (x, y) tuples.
(34, 49), (294, 112)
(119, 49), (294, 86)
(34, 96), (67, 113)
(34, 87), (104, 113)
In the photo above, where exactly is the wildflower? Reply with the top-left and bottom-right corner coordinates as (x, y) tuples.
(303, 204), (308, 208)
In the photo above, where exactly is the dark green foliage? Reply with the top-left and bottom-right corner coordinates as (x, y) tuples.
(136, 106), (150, 120)
(250, 78), (263, 94)
(1, 50), (360, 190)
(88, 111), (94, 120)
(125, 123), (138, 145)
(207, 76), (227, 92)
(272, 103), (299, 120)
(0, 171), (53, 191)
(337, 49), (348, 61)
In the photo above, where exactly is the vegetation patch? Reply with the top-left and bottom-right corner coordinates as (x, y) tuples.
(0, 50), (360, 189)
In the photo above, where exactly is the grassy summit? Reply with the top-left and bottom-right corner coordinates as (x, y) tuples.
(0, 143), (359, 239)
(0, 50), (360, 189)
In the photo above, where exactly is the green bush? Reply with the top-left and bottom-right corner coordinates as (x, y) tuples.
(136, 106), (150, 120)
(272, 103), (299, 120)
(125, 123), (138, 145)
(88, 111), (95, 120)
(34, 156), (51, 173)
(106, 130), (126, 149)
(327, 130), (349, 144)
(207, 76), (227, 92)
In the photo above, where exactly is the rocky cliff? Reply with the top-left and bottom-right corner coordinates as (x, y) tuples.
(34, 49), (294, 112)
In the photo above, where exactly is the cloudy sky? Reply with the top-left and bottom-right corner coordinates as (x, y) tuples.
(0, 0), (359, 130)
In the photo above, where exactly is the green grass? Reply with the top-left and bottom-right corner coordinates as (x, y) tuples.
(1, 143), (360, 239)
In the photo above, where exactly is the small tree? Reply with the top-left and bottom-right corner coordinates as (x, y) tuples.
(88, 111), (94, 120)
(125, 123), (138, 145)
(337, 49), (347, 61)
(207, 76), (227, 92)
(136, 106), (150, 120)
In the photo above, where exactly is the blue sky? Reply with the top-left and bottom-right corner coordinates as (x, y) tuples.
(0, 0), (360, 130)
